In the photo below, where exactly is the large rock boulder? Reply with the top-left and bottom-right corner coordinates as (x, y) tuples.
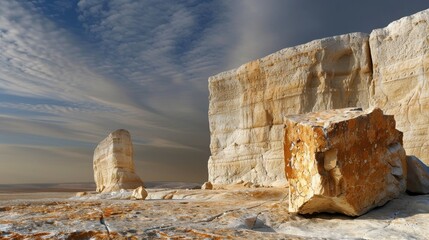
(93, 129), (144, 193)
(370, 9), (429, 165)
(406, 155), (429, 194)
(208, 33), (372, 186)
(284, 108), (406, 216)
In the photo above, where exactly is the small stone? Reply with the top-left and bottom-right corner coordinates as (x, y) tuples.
(244, 216), (257, 229)
(284, 108), (406, 216)
(406, 156), (429, 194)
(243, 182), (253, 188)
(131, 186), (148, 200)
(201, 181), (213, 190)
(163, 193), (174, 200)
(75, 192), (87, 197)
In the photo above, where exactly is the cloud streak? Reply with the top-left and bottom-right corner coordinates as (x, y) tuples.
(0, 0), (427, 184)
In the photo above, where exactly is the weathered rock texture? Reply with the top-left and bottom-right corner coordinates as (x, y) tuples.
(370, 10), (429, 165)
(2, 188), (429, 239)
(208, 33), (372, 186)
(406, 156), (429, 194)
(208, 9), (429, 186)
(93, 129), (144, 193)
(284, 108), (406, 216)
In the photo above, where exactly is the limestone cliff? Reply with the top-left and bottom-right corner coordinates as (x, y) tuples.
(208, 33), (372, 186)
(208, 9), (429, 185)
(370, 10), (429, 165)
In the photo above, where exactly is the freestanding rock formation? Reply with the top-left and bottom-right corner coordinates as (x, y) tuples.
(93, 129), (144, 193)
(208, 33), (372, 186)
(370, 10), (429, 165)
(284, 108), (407, 216)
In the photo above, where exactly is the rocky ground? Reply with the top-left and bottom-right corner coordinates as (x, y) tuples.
(0, 185), (428, 239)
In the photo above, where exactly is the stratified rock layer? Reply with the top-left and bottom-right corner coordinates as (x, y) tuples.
(208, 33), (372, 186)
(208, 9), (429, 186)
(370, 9), (429, 165)
(93, 129), (143, 193)
(284, 108), (406, 216)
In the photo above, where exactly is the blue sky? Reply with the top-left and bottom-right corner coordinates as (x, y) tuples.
(0, 0), (427, 184)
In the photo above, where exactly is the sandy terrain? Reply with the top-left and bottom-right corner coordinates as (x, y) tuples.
(0, 185), (428, 239)
(0, 192), (75, 201)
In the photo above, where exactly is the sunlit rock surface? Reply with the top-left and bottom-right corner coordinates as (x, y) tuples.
(370, 9), (429, 165)
(131, 186), (148, 200)
(208, 33), (372, 186)
(201, 181), (213, 190)
(284, 108), (406, 216)
(93, 129), (144, 193)
(208, 9), (429, 186)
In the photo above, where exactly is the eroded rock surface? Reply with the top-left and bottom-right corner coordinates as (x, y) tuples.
(1, 188), (429, 239)
(207, 9), (429, 186)
(93, 129), (143, 193)
(370, 9), (429, 165)
(284, 108), (406, 216)
(208, 33), (372, 186)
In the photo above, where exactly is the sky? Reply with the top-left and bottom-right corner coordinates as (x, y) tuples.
(0, 0), (428, 184)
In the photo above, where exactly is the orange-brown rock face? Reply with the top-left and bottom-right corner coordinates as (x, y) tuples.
(208, 33), (372, 186)
(284, 108), (406, 216)
(93, 129), (144, 193)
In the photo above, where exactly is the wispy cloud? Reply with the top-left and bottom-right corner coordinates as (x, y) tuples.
(77, 0), (230, 108)
(0, 0), (427, 183)
(0, 0), (230, 183)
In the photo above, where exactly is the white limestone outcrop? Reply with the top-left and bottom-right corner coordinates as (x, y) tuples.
(93, 129), (144, 193)
(369, 9), (429, 165)
(208, 33), (372, 186)
(208, 9), (429, 186)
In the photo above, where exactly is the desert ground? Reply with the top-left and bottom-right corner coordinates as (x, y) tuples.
(0, 183), (428, 239)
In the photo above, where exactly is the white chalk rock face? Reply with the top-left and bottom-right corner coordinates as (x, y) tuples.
(208, 33), (372, 186)
(93, 129), (144, 193)
(370, 9), (429, 165)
